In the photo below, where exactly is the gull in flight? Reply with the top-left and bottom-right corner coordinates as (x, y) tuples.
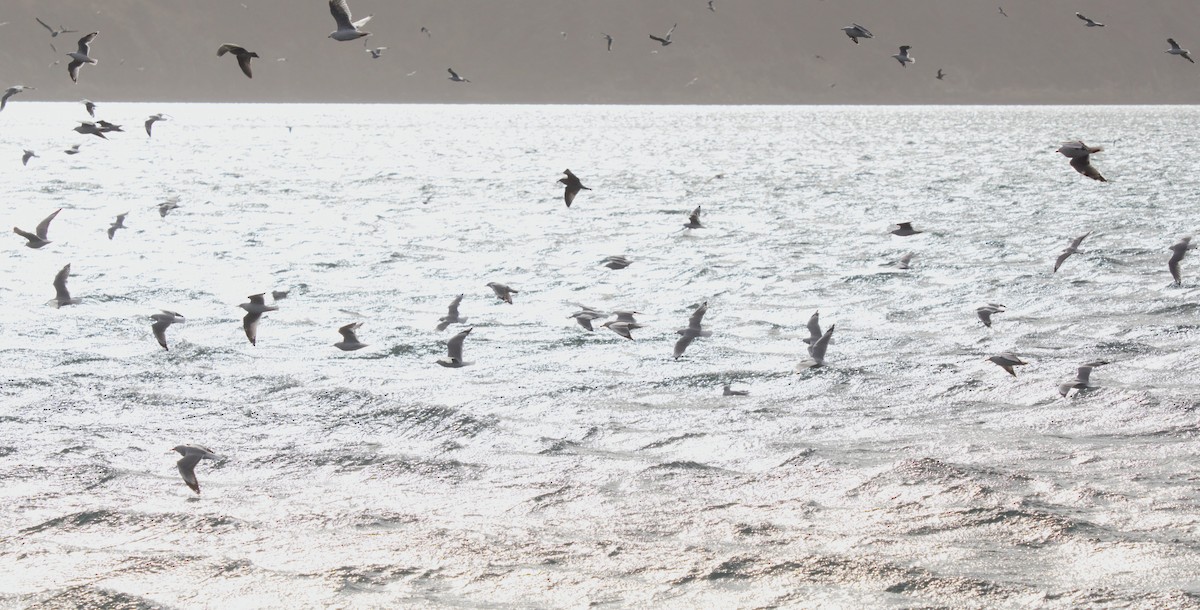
(569, 307), (606, 332)
(649, 23), (677, 46)
(145, 114), (168, 137)
(936, 69), (945, 81)
(334, 322), (368, 351)
(64, 144), (81, 155)
(1054, 232), (1090, 272)
(66, 32), (98, 83)
(82, 99), (96, 117)
(151, 310), (185, 350)
(602, 255), (632, 270)
(1058, 361), (1108, 397)
(239, 293), (278, 346)
(1075, 13), (1104, 27)
(802, 310), (828, 345)
(1167, 38), (1194, 63)
(800, 324), (836, 369)
(1056, 141), (1106, 182)
(173, 444), (218, 494)
(328, 0), (371, 41)
(998, 6), (1008, 17)
(22, 150), (37, 166)
(365, 46), (386, 59)
(1, 86), (34, 111)
(96, 120), (123, 133)
(673, 301), (712, 359)
(841, 23), (873, 44)
(14, 208), (61, 249)
(447, 68), (470, 82)
(722, 383), (749, 396)
(437, 294), (467, 331)
(74, 121), (107, 139)
(421, 26), (431, 38)
(976, 303), (1006, 328)
(897, 252), (914, 269)
(159, 197), (181, 217)
(107, 212), (128, 239)
(36, 17), (77, 38)
(53, 264), (81, 307)
(987, 353), (1028, 377)
(602, 33), (613, 51)
(218, 44), (258, 78)
(437, 327), (474, 367)
(487, 282), (518, 304)
(601, 320), (643, 340)
(891, 222), (922, 236)
(683, 206), (704, 229)
(892, 46), (914, 67)
(559, 169), (591, 207)
(1169, 236), (1195, 285)
(708, 1), (716, 12)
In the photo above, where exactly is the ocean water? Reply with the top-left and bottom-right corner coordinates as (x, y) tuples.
(2, 103), (1200, 608)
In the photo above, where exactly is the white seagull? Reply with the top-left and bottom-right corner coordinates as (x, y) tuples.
(487, 282), (518, 304)
(437, 327), (474, 367)
(1058, 361), (1107, 397)
(328, 0), (371, 41)
(173, 444), (219, 494)
(1167, 38), (1195, 63)
(673, 301), (712, 359)
(437, 294), (467, 331)
(22, 150), (37, 166)
(1169, 236), (1195, 285)
(107, 212), (128, 240)
(1056, 141), (1106, 182)
(53, 264), (81, 308)
(987, 353), (1028, 377)
(802, 324), (835, 368)
(892, 45), (914, 67)
(1054, 232), (1090, 272)
(238, 293), (278, 346)
(145, 114), (168, 137)
(14, 208), (61, 249)
(976, 303), (1006, 328)
(66, 32), (98, 83)
(151, 310), (185, 350)
(841, 23), (873, 44)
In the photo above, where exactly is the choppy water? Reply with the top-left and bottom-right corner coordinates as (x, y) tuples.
(3, 103), (1200, 608)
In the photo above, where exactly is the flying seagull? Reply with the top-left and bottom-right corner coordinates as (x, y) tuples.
(365, 46), (386, 59)
(14, 208), (61, 249)
(936, 68), (945, 80)
(569, 308), (606, 332)
(708, 1), (716, 12)
(1053, 232), (1090, 272)
(998, 6), (1008, 17)
(36, 18), (76, 38)
(0, 86), (34, 111)
(891, 222), (922, 236)
(559, 169), (591, 207)
(802, 310), (826, 345)
(334, 322), (368, 351)
(976, 303), (1006, 328)
(436, 327), (474, 367)
(1167, 38), (1195, 63)
(82, 99), (95, 117)
(447, 68), (470, 82)
(673, 301), (713, 359)
(805, 324), (836, 368)
(96, 120), (123, 133)
(988, 353), (1028, 377)
(159, 197), (181, 217)
(420, 26), (431, 37)
(892, 45), (914, 67)
(897, 252), (914, 269)
(602, 33), (613, 51)
(487, 282), (518, 304)
(66, 32), (98, 83)
(145, 114), (168, 137)
(239, 293), (278, 346)
(1058, 361), (1107, 397)
(173, 444), (218, 494)
(841, 23), (873, 44)
(328, 0), (371, 41)
(150, 310), (185, 350)
(217, 44), (258, 78)
(73, 121), (107, 139)
(683, 206), (703, 229)
(22, 150), (37, 166)
(649, 23), (677, 46)
(437, 294), (467, 331)
(63, 144), (81, 155)
(1056, 141), (1106, 182)
(1169, 236), (1195, 285)
(723, 384), (749, 396)
(600, 320), (643, 340)
(107, 212), (128, 240)
(602, 255), (632, 270)
(53, 264), (81, 308)
(1075, 13), (1104, 27)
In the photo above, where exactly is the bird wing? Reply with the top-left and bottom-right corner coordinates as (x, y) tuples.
(36, 17), (55, 34)
(808, 325), (835, 364)
(649, 34), (668, 44)
(688, 302), (708, 329)
(1075, 366), (1093, 385)
(447, 294), (463, 317)
(330, 0), (355, 30)
(237, 53), (254, 78)
(447, 68), (459, 79)
(84, 101), (95, 117)
(1053, 249), (1073, 272)
(0, 89), (15, 111)
(564, 186), (579, 208)
(53, 264), (72, 302)
(1076, 12), (1088, 22)
(67, 60), (82, 83)
(243, 311), (262, 345)
(35, 208), (60, 240)
(76, 32), (96, 55)
(248, 293), (266, 305)
(447, 328), (471, 361)
(666, 23), (677, 38)
(1070, 232), (1091, 248)
(673, 334), (695, 359)
(338, 322), (361, 343)
(177, 454), (203, 493)
(13, 227), (37, 242)
(1069, 155), (1106, 181)
(151, 318), (172, 349)
(805, 311), (821, 343)
(1169, 38), (1182, 50)
(145, 117), (155, 136)
(688, 206), (702, 225)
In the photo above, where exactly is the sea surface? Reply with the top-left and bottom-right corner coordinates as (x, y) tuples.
(2, 103), (1200, 609)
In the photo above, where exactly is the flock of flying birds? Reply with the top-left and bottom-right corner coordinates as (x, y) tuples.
(3, 3), (1195, 495)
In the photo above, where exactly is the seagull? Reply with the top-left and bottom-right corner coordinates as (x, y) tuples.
(52, 264), (81, 308)
(1056, 141), (1106, 182)
(365, 46), (386, 59)
(437, 294), (467, 331)
(14, 208), (61, 249)
(1167, 38), (1195, 63)
(891, 222), (922, 236)
(897, 252), (914, 269)
(649, 23), (677, 46)
(1054, 232), (1090, 272)
(447, 68), (470, 82)
(420, 26), (431, 37)
(0, 86), (34, 111)
(1075, 12), (1104, 27)
(936, 68), (945, 80)
(36, 18), (76, 38)
(173, 444), (218, 494)
(602, 255), (632, 270)
(334, 322), (368, 351)
(673, 301), (712, 359)
(1169, 236), (1195, 285)
(602, 33), (613, 51)
(722, 383), (748, 396)
(238, 294), (278, 346)
(601, 320), (643, 340)
(988, 353), (1028, 377)
(328, 0), (371, 41)
(159, 198), (180, 217)
(74, 121), (107, 139)
(150, 310), (185, 350)
(569, 308), (606, 331)
(272, 289), (290, 301)
(841, 23), (873, 44)
(802, 310), (825, 345)
(107, 212), (128, 240)
(892, 45), (914, 67)
(66, 32), (98, 83)
(708, 1), (716, 12)
(21, 150), (37, 166)
(487, 282), (518, 304)
(436, 327), (473, 367)
(976, 303), (1006, 328)
(217, 44), (258, 78)
(81, 99), (96, 117)
(683, 206), (703, 229)
(145, 114), (168, 137)
(559, 169), (591, 207)
(63, 144), (81, 155)
(1058, 361), (1107, 397)
(96, 120), (123, 133)
(998, 6), (1008, 17)
(806, 324), (835, 367)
